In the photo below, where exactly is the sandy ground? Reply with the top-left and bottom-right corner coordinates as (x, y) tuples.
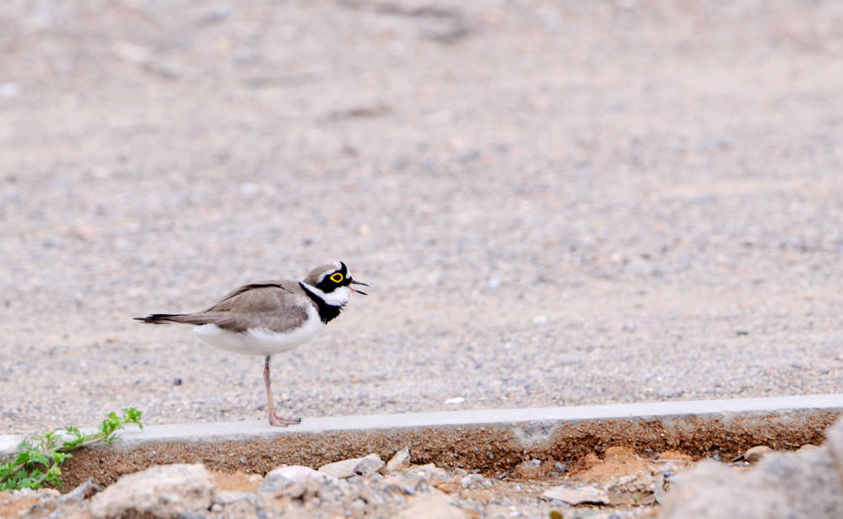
(1, 0), (843, 434)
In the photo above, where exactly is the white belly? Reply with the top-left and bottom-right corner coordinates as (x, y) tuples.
(192, 306), (324, 356)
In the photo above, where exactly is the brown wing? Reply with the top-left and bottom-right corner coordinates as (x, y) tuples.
(206, 280), (297, 311)
(137, 281), (310, 333)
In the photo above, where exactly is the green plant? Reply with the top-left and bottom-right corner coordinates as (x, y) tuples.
(0, 408), (143, 490)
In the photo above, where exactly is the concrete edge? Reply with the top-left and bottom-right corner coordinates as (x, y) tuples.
(3, 394), (841, 454)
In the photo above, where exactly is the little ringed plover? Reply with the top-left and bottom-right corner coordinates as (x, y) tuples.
(135, 261), (367, 426)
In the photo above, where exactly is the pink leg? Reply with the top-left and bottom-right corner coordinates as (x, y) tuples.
(263, 355), (301, 427)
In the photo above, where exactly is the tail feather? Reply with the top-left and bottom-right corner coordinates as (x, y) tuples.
(134, 313), (205, 325)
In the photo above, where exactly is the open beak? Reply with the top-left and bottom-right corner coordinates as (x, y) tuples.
(350, 279), (369, 295)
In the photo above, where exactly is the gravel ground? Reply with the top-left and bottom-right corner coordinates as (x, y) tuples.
(2, 446), (691, 518)
(1, 0), (843, 434)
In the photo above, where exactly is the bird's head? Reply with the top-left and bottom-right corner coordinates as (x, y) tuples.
(301, 261), (368, 307)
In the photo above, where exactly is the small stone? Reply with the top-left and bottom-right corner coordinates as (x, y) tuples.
(532, 315), (549, 324)
(318, 459), (359, 479)
(460, 474), (485, 489)
(745, 446), (772, 463)
(260, 465), (334, 493)
(319, 454), (382, 479)
(383, 446), (411, 474)
(444, 397), (465, 405)
(542, 484), (611, 505)
(354, 454), (385, 476)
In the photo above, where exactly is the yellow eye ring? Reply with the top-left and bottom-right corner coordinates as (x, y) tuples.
(330, 272), (344, 283)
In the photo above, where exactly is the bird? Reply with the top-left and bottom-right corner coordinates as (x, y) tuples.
(135, 261), (368, 426)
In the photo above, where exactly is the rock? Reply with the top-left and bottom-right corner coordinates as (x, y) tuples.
(382, 446), (411, 474)
(542, 484), (611, 505)
(659, 437), (843, 519)
(262, 465), (332, 488)
(460, 474), (485, 489)
(744, 445), (772, 463)
(319, 454), (383, 479)
(405, 462), (449, 483)
(90, 464), (214, 519)
(319, 457), (364, 478)
(259, 465), (336, 496)
(354, 454), (385, 476)
(398, 491), (468, 519)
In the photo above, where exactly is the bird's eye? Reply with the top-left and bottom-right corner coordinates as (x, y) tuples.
(330, 272), (344, 283)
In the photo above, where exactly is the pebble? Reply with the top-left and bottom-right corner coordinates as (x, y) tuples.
(542, 484), (611, 505)
(383, 446), (411, 474)
(260, 465), (334, 493)
(319, 454), (383, 479)
(460, 474), (486, 489)
(354, 454), (386, 476)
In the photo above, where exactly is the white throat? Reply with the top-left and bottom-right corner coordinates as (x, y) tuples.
(300, 282), (351, 307)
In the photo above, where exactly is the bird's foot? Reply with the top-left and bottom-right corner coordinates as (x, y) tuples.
(268, 412), (302, 427)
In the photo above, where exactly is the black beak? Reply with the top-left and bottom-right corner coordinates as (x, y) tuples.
(350, 279), (369, 295)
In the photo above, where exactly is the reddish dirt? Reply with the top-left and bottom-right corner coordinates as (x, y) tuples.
(577, 447), (654, 482)
(211, 471), (261, 493)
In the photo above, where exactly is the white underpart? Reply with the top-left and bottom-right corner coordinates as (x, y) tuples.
(301, 282), (352, 307)
(192, 304), (323, 356)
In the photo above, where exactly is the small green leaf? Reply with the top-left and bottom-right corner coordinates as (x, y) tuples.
(0, 408), (143, 490)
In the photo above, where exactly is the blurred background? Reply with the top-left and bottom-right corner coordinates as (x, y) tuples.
(1, 0), (842, 433)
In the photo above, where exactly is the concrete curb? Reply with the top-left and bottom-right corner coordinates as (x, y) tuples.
(4, 393), (841, 452)
(2, 394), (841, 489)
